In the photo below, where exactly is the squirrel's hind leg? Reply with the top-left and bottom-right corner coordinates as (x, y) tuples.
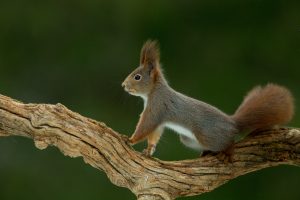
(216, 144), (235, 163)
(180, 135), (203, 151)
(200, 144), (235, 163)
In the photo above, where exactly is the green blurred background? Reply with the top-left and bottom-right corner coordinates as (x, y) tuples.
(0, 0), (299, 199)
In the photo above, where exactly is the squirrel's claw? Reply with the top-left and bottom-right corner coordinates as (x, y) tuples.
(216, 152), (233, 164)
(216, 146), (234, 164)
(142, 149), (152, 157)
(128, 137), (136, 146)
(142, 144), (156, 157)
(120, 134), (131, 144)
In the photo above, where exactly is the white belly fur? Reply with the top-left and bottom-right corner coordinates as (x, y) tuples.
(164, 122), (203, 150)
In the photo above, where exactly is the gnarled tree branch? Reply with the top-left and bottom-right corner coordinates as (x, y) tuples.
(0, 94), (299, 200)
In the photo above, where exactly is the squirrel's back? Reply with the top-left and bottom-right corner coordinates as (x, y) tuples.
(232, 83), (294, 132)
(156, 87), (238, 151)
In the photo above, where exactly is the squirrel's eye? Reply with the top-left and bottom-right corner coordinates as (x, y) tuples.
(134, 74), (142, 81)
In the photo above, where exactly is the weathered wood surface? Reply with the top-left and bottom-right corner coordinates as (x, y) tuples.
(0, 94), (299, 200)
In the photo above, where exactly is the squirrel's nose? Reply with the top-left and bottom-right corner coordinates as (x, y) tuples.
(121, 82), (126, 88)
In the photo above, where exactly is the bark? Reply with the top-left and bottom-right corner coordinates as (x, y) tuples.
(0, 94), (299, 200)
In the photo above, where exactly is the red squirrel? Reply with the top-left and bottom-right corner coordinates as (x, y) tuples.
(122, 40), (294, 157)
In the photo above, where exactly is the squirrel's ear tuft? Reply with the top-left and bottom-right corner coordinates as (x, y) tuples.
(140, 40), (160, 69)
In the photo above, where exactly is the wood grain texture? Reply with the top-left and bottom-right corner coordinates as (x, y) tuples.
(0, 94), (299, 200)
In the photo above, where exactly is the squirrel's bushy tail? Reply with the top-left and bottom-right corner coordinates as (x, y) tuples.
(232, 83), (294, 132)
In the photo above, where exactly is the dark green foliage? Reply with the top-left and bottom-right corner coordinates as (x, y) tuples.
(0, 0), (299, 199)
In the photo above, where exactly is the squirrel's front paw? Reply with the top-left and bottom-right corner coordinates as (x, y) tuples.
(128, 135), (140, 145)
(142, 144), (156, 157)
(128, 138), (135, 146)
(120, 134), (131, 144)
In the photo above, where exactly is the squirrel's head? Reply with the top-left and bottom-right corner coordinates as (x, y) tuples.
(122, 40), (162, 98)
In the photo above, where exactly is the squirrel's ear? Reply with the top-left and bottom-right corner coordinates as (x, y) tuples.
(140, 40), (160, 70)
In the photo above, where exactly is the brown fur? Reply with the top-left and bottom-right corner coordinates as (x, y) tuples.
(140, 40), (160, 67)
(232, 84), (294, 132)
(143, 127), (164, 156)
(151, 65), (162, 84)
